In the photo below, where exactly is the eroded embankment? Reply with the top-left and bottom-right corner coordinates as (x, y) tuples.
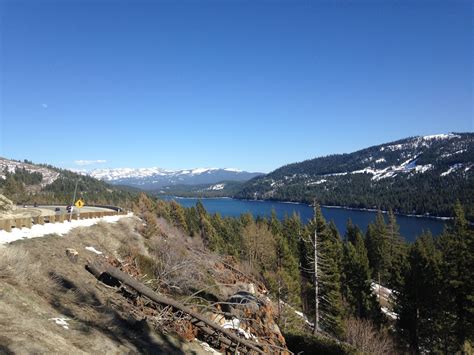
(0, 216), (288, 354)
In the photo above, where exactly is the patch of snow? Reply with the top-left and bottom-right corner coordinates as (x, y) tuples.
(375, 158), (386, 163)
(423, 133), (461, 140)
(414, 164), (433, 173)
(196, 340), (222, 354)
(85, 246), (103, 255)
(190, 168), (217, 175)
(381, 307), (398, 320)
(49, 317), (70, 329)
(441, 149), (467, 158)
(0, 213), (133, 245)
(371, 282), (393, 297)
(0, 158), (60, 186)
(307, 179), (327, 186)
(323, 172), (348, 177)
(440, 163), (463, 177)
(208, 183), (225, 191)
(280, 300), (314, 327)
(221, 318), (256, 340)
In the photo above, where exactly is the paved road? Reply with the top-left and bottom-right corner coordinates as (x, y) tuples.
(0, 205), (117, 220)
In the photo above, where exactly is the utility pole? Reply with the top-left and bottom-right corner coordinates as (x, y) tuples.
(69, 179), (79, 221)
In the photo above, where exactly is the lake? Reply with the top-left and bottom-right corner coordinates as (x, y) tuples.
(163, 197), (448, 242)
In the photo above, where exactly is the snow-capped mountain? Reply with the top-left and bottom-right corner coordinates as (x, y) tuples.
(88, 167), (263, 190)
(236, 133), (473, 217)
(0, 158), (60, 187)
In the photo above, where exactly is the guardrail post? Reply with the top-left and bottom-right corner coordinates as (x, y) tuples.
(2, 219), (12, 232)
(7, 219), (12, 232)
(34, 216), (44, 225)
(25, 217), (32, 228)
(14, 218), (23, 229)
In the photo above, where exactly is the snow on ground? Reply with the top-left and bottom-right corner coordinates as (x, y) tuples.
(414, 164), (433, 174)
(371, 282), (393, 297)
(0, 213), (133, 245)
(440, 163), (464, 177)
(196, 340), (223, 354)
(221, 318), (256, 340)
(280, 300), (314, 327)
(381, 307), (397, 320)
(208, 183), (225, 191)
(49, 317), (70, 330)
(321, 158), (432, 182)
(423, 133), (461, 140)
(375, 158), (386, 163)
(85, 246), (103, 255)
(371, 283), (398, 320)
(307, 179), (327, 186)
(0, 158), (60, 186)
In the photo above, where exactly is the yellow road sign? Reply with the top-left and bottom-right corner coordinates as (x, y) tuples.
(75, 199), (84, 208)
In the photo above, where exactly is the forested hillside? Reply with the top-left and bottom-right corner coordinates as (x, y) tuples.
(135, 194), (474, 353)
(236, 133), (474, 219)
(0, 159), (136, 208)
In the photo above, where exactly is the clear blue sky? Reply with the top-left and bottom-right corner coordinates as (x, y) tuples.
(1, 0), (472, 173)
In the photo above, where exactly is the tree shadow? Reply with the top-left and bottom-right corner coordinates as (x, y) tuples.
(47, 271), (186, 354)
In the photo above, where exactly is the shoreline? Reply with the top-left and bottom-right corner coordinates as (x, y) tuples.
(162, 195), (453, 221)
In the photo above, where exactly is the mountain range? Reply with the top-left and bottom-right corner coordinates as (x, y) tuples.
(236, 133), (473, 217)
(86, 167), (263, 189)
(1, 132), (472, 218)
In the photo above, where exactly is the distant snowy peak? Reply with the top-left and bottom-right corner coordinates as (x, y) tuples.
(90, 167), (245, 181)
(87, 167), (262, 189)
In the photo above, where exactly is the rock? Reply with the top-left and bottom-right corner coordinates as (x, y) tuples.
(0, 194), (15, 213)
(65, 248), (79, 262)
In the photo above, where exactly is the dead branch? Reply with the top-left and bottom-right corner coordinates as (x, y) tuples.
(85, 260), (266, 354)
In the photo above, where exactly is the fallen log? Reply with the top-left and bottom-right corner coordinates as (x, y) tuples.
(85, 260), (267, 354)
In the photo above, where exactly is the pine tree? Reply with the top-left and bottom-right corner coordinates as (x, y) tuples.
(302, 203), (345, 338)
(365, 211), (390, 285)
(396, 232), (443, 352)
(437, 201), (474, 351)
(386, 210), (408, 290)
(282, 212), (302, 260)
(342, 223), (381, 323)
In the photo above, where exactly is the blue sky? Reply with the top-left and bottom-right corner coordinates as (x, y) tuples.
(1, 0), (472, 173)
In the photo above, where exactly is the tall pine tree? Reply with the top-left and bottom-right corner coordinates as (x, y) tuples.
(302, 204), (345, 338)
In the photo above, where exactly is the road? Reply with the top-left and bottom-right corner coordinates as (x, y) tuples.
(0, 205), (118, 220)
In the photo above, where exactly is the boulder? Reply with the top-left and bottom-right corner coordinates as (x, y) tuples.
(0, 194), (15, 213)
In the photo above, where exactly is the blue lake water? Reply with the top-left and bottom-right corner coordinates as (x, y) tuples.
(163, 197), (447, 242)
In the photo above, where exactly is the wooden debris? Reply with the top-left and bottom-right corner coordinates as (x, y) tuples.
(85, 260), (267, 354)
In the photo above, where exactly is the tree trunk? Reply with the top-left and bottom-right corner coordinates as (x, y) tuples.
(314, 228), (319, 335)
(85, 261), (267, 354)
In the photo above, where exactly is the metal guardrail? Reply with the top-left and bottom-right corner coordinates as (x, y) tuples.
(0, 210), (128, 232)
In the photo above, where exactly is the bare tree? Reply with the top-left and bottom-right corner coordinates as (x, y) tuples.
(345, 317), (395, 354)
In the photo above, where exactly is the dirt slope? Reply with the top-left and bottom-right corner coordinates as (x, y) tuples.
(0, 217), (208, 354)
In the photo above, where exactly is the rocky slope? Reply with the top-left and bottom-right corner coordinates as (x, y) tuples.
(0, 215), (288, 354)
(0, 158), (59, 187)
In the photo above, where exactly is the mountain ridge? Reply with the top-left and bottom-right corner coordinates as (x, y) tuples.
(235, 132), (473, 218)
(86, 167), (264, 189)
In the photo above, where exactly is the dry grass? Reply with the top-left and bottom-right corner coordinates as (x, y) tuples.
(0, 245), (55, 291)
(0, 217), (205, 354)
